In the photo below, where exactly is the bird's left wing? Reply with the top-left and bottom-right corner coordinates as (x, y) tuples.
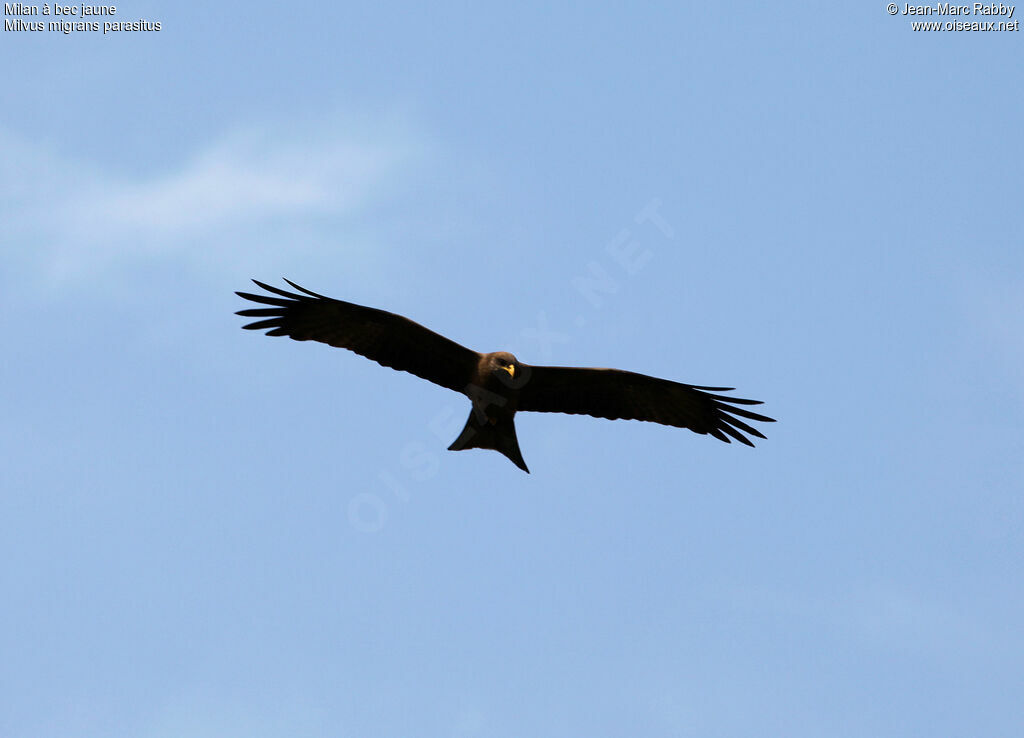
(236, 279), (480, 394)
(516, 365), (775, 446)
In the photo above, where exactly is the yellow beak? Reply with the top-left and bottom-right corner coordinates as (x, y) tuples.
(501, 364), (515, 378)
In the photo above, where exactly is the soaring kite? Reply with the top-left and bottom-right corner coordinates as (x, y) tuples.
(236, 280), (775, 473)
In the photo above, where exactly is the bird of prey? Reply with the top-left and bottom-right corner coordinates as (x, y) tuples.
(236, 279), (775, 473)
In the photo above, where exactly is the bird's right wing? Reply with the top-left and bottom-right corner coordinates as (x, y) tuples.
(236, 280), (481, 394)
(516, 365), (775, 446)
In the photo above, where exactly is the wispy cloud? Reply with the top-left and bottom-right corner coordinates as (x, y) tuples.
(0, 113), (423, 283)
(72, 129), (410, 233)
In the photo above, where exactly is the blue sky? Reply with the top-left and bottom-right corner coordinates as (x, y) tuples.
(2, 2), (1022, 736)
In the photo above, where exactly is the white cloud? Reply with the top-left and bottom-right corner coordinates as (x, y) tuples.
(73, 131), (408, 233)
(0, 113), (423, 284)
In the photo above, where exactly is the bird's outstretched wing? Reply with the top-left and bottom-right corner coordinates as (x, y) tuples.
(516, 366), (775, 446)
(236, 279), (481, 394)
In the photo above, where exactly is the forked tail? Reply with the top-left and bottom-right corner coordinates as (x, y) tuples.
(448, 410), (530, 473)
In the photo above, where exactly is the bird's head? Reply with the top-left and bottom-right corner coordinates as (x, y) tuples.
(489, 351), (519, 381)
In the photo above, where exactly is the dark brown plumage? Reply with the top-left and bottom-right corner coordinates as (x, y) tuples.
(236, 279), (775, 473)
